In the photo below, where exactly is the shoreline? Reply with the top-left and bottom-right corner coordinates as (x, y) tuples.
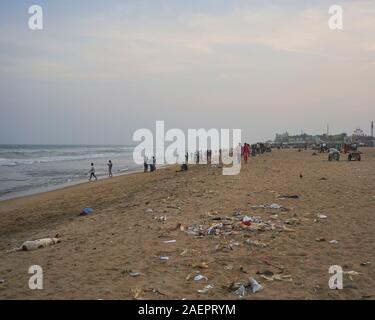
(0, 164), (172, 203)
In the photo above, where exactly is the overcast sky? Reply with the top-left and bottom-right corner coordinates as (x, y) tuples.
(0, 0), (374, 144)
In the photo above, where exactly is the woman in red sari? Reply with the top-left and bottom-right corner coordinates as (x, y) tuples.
(243, 143), (250, 164)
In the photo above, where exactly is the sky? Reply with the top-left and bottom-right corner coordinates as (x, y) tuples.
(0, 0), (374, 144)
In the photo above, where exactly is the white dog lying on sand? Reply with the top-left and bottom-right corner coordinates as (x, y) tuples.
(6, 235), (60, 253)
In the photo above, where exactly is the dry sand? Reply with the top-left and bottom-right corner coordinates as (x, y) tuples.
(0, 149), (375, 299)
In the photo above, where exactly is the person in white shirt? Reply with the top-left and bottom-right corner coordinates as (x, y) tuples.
(89, 163), (98, 181)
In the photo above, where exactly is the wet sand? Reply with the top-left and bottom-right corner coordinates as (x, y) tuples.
(1, 148), (375, 299)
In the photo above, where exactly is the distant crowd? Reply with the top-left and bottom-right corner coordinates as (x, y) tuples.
(88, 142), (272, 180)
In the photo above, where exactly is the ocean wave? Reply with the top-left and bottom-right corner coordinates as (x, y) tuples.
(0, 152), (127, 166)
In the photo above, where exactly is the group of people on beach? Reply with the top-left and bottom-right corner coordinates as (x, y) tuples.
(88, 160), (113, 181)
(89, 142), (270, 181)
(143, 156), (157, 172)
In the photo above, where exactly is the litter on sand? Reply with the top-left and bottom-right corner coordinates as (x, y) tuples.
(242, 216), (252, 226)
(130, 287), (143, 300)
(234, 284), (246, 297)
(144, 208), (154, 214)
(163, 240), (176, 244)
(197, 284), (213, 294)
(154, 216), (167, 221)
(329, 240), (338, 244)
(80, 207), (93, 215)
(159, 256), (169, 260)
(129, 272), (140, 277)
(260, 274), (293, 282)
(246, 239), (268, 248)
(6, 236), (60, 253)
(192, 262), (209, 269)
(251, 203), (281, 209)
(278, 195), (299, 199)
(249, 278), (263, 293)
(317, 214), (327, 219)
(194, 274), (208, 282)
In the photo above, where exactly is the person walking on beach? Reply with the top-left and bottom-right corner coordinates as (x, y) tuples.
(144, 156), (148, 172)
(107, 160), (113, 177)
(152, 156), (156, 171)
(243, 143), (250, 164)
(89, 163), (98, 181)
(235, 143), (242, 164)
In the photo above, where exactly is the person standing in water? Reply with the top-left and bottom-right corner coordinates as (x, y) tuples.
(89, 163), (98, 181)
(107, 160), (113, 177)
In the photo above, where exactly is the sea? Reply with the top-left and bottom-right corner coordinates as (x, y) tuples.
(0, 145), (140, 201)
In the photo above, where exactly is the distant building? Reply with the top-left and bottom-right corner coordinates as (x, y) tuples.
(274, 122), (375, 148)
(274, 132), (321, 146)
(350, 126), (375, 147)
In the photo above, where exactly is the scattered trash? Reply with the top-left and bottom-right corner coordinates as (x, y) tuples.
(163, 240), (176, 244)
(234, 284), (246, 297)
(270, 204), (282, 209)
(251, 203), (289, 211)
(129, 272), (140, 277)
(6, 236), (60, 253)
(144, 208), (153, 214)
(256, 270), (274, 277)
(159, 256), (169, 261)
(242, 216), (252, 226)
(329, 240), (338, 245)
(246, 239), (268, 248)
(260, 274), (293, 282)
(278, 195), (299, 199)
(154, 216), (167, 222)
(249, 278), (263, 293)
(224, 265), (234, 270)
(317, 214), (327, 219)
(185, 224), (205, 236)
(207, 223), (223, 235)
(180, 249), (199, 256)
(197, 284), (213, 294)
(194, 274), (208, 282)
(360, 261), (371, 266)
(130, 287), (143, 300)
(0, 279), (5, 284)
(192, 262), (209, 269)
(80, 207), (93, 216)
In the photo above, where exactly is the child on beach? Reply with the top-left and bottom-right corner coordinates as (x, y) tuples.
(107, 160), (113, 177)
(89, 163), (98, 181)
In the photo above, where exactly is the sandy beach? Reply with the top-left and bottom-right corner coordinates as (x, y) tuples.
(1, 148), (375, 300)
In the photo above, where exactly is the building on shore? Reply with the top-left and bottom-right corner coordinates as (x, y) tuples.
(274, 122), (375, 148)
